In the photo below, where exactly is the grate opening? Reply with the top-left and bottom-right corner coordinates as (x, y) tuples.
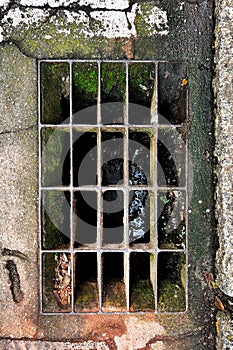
(42, 191), (70, 250)
(73, 191), (97, 247)
(101, 131), (124, 185)
(157, 191), (186, 250)
(43, 252), (72, 312)
(75, 252), (98, 312)
(102, 253), (126, 311)
(128, 62), (155, 124)
(157, 252), (186, 312)
(41, 127), (70, 187)
(130, 252), (155, 312)
(73, 62), (98, 120)
(158, 62), (187, 125)
(39, 59), (188, 314)
(73, 130), (97, 187)
(103, 190), (124, 245)
(40, 62), (70, 125)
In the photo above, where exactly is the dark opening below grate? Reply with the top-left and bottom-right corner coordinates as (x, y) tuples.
(39, 60), (188, 314)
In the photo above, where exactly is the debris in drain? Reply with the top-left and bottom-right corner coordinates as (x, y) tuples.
(158, 191), (186, 249)
(102, 158), (148, 242)
(53, 253), (71, 309)
(5, 260), (24, 303)
(203, 271), (233, 313)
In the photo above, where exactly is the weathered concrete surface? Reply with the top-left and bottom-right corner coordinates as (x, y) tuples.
(0, 340), (111, 349)
(214, 0), (233, 348)
(0, 44), (37, 133)
(0, 44), (38, 338)
(216, 312), (233, 350)
(214, 0), (233, 297)
(0, 336), (208, 350)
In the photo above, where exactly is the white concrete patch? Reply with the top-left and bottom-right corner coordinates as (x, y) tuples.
(0, 0), (9, 6)
(79, 0), (129, 10)
(114, 317), (165, 350)
(0, 2), (169, 40)
(19, 0), (77, 6)
(18, 0), (129, 7)
(136, 3), (169, 36)
(150, 341), (166, 350)
(90, 10), (136, 38)
(2, 8), (50, 27)
(63, 10), (95, 37)
(0, 27), (3, 42)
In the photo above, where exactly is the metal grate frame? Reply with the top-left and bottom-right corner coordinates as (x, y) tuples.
(38, 59), (189, 315)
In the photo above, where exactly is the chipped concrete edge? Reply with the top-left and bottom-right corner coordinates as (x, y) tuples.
(214, 0), (233, 349)
(0, 340), (111, 350)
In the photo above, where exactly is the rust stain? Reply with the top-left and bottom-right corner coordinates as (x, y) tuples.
(122, 38), (134, 59)
(82, 314), (127, 340)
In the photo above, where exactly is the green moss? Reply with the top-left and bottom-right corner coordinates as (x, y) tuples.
(75, 281), (98, 311)
(8, 11), (110, 58)
(42, 190), (70, 249)
(131, 279), (155, 311)
(134, 3), (157, 36)
(102, 279), (126, 310)
(150, 252), (156, 262)
(72, 62), (98, 112)
(129, 63), (155, 103)
(43, 253), (58, 312)
(158, 279), (185, 312)
(101, 63), (126, 102)
(42, 127), (69, 186)
(73, 63), (98, 95)
(41, 62), (69, 124)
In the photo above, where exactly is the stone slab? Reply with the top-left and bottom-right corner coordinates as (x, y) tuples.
(214, 0), (233, 347)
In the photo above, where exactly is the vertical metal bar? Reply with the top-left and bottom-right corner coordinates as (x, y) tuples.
(153, 62), (159, 312)
(125, 251), (130, 311)
(97, 251), (102, 312)
(125, 61), (129, 126)
(69, 61), (74, 312)
(97, 60), (101, 125)
(70, 251), (74, 313)
(125, 62), (130, 311)
(38, 60), (43, 314)
(154, 252), (158, 312)
(185, 67), (189, 311)
(97, 61), (102, 311)
(151, 62), (158, 126)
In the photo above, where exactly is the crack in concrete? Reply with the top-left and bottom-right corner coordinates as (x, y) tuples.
(0, 39), (38, 58)
(0, 124), (37, 136)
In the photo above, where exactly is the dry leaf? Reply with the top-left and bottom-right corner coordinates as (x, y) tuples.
(215, 296), (225, 311)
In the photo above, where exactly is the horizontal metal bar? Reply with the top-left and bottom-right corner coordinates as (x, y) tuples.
(41, 186), (187, 191)
(39, 59), (188, 64)
(40, 310), (187, 315)
(41, 248), (186, 254)
(39, 123), (184, 129)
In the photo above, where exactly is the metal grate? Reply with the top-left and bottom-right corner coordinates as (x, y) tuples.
(38, 60), (189, 314)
